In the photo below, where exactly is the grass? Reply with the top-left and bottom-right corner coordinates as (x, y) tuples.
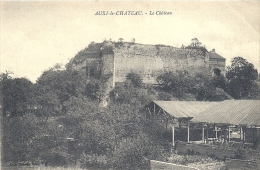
(2, 165), (85, 170)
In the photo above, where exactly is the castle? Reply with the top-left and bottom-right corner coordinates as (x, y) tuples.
(68, 41), (226, 87)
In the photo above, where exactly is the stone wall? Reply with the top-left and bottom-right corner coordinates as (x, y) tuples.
(69, 43), (103, 80)
(209, 59), (226, 75)
(69, 41), (223, 87)
(113, 43), (209, 84)
(101, 52), (114, 87)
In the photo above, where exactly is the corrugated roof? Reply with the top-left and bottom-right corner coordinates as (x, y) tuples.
(153, 101), (218, 118)
(192, 100), (260, 126)
(209, 52), (225, 60)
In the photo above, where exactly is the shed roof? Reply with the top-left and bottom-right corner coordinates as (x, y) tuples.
(209, 52), (225, 60)
(191, 100), (260, 126)
(152, 101), (218, 118)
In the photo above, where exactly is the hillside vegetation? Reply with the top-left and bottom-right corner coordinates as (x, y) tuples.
(1, 52), (259, 169)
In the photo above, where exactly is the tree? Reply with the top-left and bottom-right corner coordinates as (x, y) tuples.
(36, 66), (85, 115)
(226, 57), (258, 99)
(1, 74), (35, 117)
(184, 38), (207, 57)
(190, 38), (202, 47)
(156, 71), (192, 98)
(212, 73), (227, 90)
(125, 72), (143, 88)
(118, 38), (124, 43)
(85, 79), (105, 101)
(191, 72), (216, 101)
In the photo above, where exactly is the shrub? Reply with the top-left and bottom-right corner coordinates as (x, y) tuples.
(126, 72), (143, 88)
(112, 137), (149, 170)
(85, 79), (105, 101)
(232, 149), (246, 159)
(187, 148), (200, 155)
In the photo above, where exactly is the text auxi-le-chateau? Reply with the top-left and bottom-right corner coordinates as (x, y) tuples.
(95, 11), (172, 15)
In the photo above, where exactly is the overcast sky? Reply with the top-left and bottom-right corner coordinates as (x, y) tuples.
(1, 2), (259, 82)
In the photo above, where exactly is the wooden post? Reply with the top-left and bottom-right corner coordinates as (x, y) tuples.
(206, 124), (209, 144)
(172, 125), (175, 146)
(228, 126), (230, 142)
(153, 103), (156, 115)
(243, 126), (246, 142)
(215, 126), (218, 139)
(187, 119), (190, 143)
(202, 124), (205, 142)
(223, 125), (227, 143)
(240, 126), (243, 141)
(253, 128), (255, 142)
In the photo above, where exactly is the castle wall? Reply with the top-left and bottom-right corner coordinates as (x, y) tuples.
(71, 55), (102, 83)
(113, 43), (209, 84)
(69, 42), (224, 88)
(101, 53), (115, 87)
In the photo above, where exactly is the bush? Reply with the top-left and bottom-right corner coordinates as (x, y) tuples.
(112, 137), (149, 170)
(126, 72), (143, 88)
(187, 148), (200, 155)
(232, 149), (246, 159)
(85, 79), (105, 101)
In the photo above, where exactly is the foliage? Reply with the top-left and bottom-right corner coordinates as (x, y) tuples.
(5, 54), (253, 169)
(37, 68), (85, 103)
(2, 115), (37, 164)
(191, 71), (217, 101)
(125, 72), (143, 88)
(212, 74), (227, 90)
(156, 69), (232, 101)
(35, 67), (86, 116)
(157, 91), (174, 101)
(232, 149), (246, 159)
(190, 38), (202, 47)
(156, 70), (220, 101)
(111, 82), (153, 106)
(184, 38), (208, 57)
(112, 136), (151, 170)
(85, 79), (106, 101)
(156, 71), (192, 98)
(1, 74), (35, 117)
(226, 57), (258, 99)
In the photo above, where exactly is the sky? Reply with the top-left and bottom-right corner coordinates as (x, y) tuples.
(1, 1), (259, 82)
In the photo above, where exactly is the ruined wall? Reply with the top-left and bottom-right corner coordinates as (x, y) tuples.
(209, 59), (226, 75)
(69, 43), (103, 80)
(113, 43), (209, 84)
(101, 53), (114, 87)
(69, 41), (222, 87)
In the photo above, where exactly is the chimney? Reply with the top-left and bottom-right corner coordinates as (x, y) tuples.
(211, 49), (215, 52)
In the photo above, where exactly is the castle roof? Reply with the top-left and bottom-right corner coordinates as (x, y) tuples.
(209, 49), (225, 60)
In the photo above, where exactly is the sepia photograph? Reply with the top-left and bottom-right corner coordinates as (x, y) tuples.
(0, 1), (259, 170)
